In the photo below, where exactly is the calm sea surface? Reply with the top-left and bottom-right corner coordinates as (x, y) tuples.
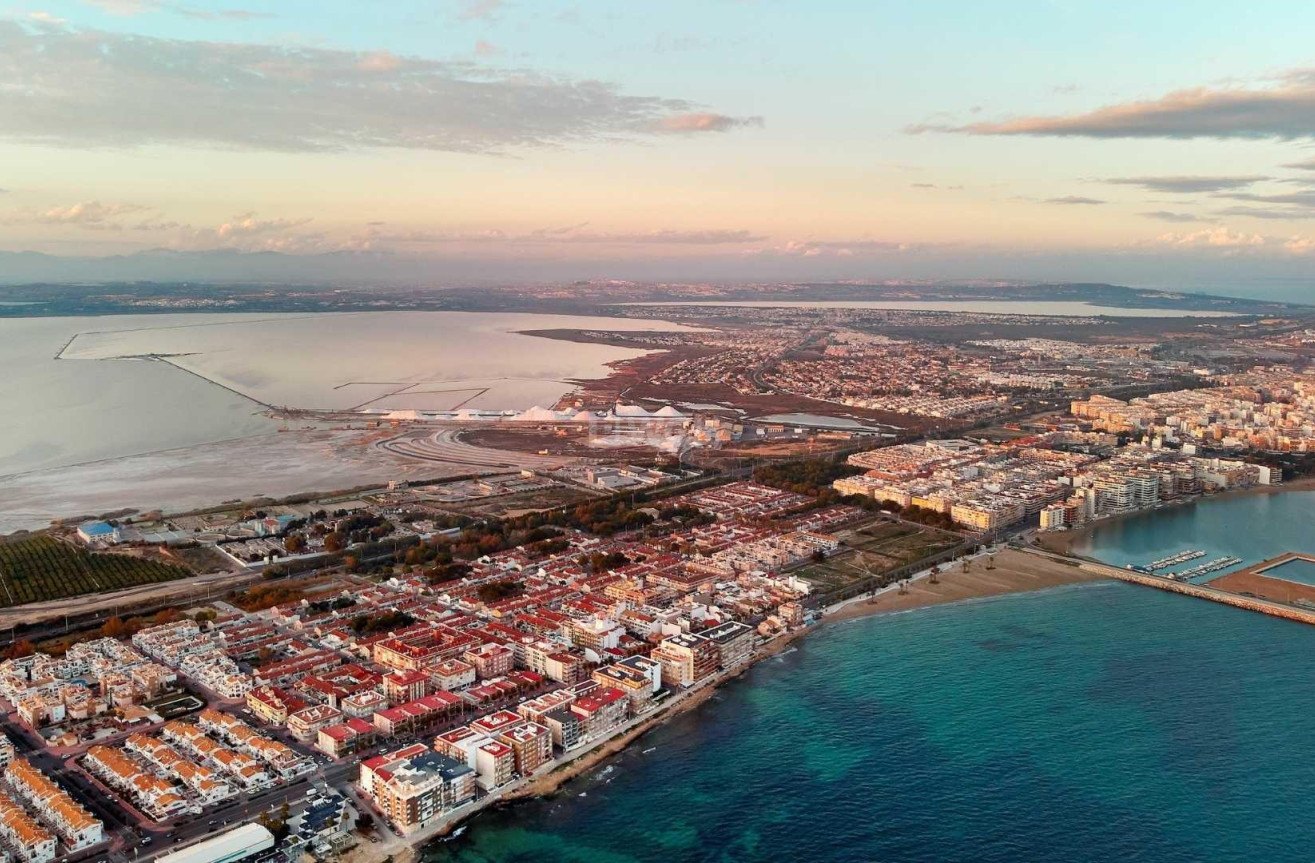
(1067, 490), (1315, 574)
(431, 493), (1315, 863)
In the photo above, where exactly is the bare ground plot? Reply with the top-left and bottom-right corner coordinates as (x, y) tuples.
(161, 544), (236, 575)
(439, 486), (601, 520)
(798, 521), (964, 594)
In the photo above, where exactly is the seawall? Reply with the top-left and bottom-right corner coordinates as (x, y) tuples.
(1022, 548), (1315, 627)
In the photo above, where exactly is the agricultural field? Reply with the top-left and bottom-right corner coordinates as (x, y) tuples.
(798, 520), (965, 596)
(0, 535), (191, 607)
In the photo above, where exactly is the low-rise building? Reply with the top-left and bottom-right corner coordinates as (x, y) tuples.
(0, 788), (56, 863)
(287, 705), (343, 743)
(5, 759), (102, 851)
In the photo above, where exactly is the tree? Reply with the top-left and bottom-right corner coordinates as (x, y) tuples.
(355, 813), (374, 833)
(5, 640), (35, 659)
(284, 535), (306, 554)
(100, 616), (127, 638)
(324, 533), (346, 553)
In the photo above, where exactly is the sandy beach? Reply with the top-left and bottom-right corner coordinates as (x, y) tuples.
(339, 543), (1116, 863)
(822, 547), (1102, 623)
(476, 547), (1102, 809)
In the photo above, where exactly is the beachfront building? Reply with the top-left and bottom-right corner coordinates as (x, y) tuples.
(650, 633), (718, 688)
(495, 722), (553, 777)
(569, 686), (628, 741)
(701, 621), (756, 670)
(359, 748), (475, 834)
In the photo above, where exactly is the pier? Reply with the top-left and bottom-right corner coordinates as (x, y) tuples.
(1023, 548), (1315, 627)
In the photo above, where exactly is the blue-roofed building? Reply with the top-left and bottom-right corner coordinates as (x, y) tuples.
(76, 521), (120, 545)
(292, 790), (353, 853)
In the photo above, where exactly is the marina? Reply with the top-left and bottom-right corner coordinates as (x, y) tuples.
(1144, 549), (1206, 571)
(1169, 556), (1243, 580)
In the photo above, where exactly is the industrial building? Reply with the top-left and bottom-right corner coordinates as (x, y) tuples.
(155, 824), (275, 863)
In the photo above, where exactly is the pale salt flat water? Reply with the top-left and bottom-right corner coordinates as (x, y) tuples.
(1, 311), (697, 477)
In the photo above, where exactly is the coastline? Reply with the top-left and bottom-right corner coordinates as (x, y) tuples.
(1037, 476), (1315, 556)
(355, 547), (1104, 863)
(485, 550), (1101, 802)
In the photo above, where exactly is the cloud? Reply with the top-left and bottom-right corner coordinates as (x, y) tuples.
(1044, 195), (1104, 205)
(1219, 190), (1315, 208)
(1141, 211), (1207, 223)
(363, 225), (767, 246)
(1105, 175), (1267, 193)
(1282, 157), (1315, 171)
(168, 6), (272, 20)
(35, 200), (149, 225)
(1284, 236), (1315, 254)
(650, 113), (764, 133)
(81, 0), (270, 18)
(1214, 205), (1315, 221)
(356, 50), (401, 72)
(1154, 226), (1265, 248)
(907, 76), (1315, 140)
(474, 39), (502, 57)
(28, 11), (67, 24)
(910, 183), (936, 189)
(0, 21), (757, 154)
(456, 0), (504, 21)
(744, 239), (914, 258)
(214, 212), (312, 239)
(81, 0), (151, 13)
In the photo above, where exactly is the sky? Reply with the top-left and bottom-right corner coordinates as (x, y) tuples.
(4, 0), (1315, 293)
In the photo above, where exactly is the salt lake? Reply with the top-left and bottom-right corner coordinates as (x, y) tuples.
(0, 311), (698, 477)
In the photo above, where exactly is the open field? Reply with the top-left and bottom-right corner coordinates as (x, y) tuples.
(796, 520), (964, 595)
(443, 486), (600, 520)
(0, 535), (191, 607)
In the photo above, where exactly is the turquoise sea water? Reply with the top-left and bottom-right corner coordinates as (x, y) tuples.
(1068, 490), (1315, 581)
(1256, 557), (1315, 586)
(429, 493), (1315, 863)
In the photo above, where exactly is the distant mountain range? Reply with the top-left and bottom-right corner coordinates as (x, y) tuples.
(0, 249), (447, 285)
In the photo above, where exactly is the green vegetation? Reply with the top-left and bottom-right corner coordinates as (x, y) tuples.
(476, 580), (525, 603)
(796, 520), (965, 600)
(232, 583), (309, 611)
(349, 609), (415, 635)
(425, 496), (688, 564)
(753, 457), (863, 497)
(0, 535), (190, 608)
(577, 551), (633, 572)
(424, 562), (472, 585)
(526, 536), (571, 559)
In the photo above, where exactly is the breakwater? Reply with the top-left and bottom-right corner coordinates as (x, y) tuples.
(1024, 549), (1315, 627)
